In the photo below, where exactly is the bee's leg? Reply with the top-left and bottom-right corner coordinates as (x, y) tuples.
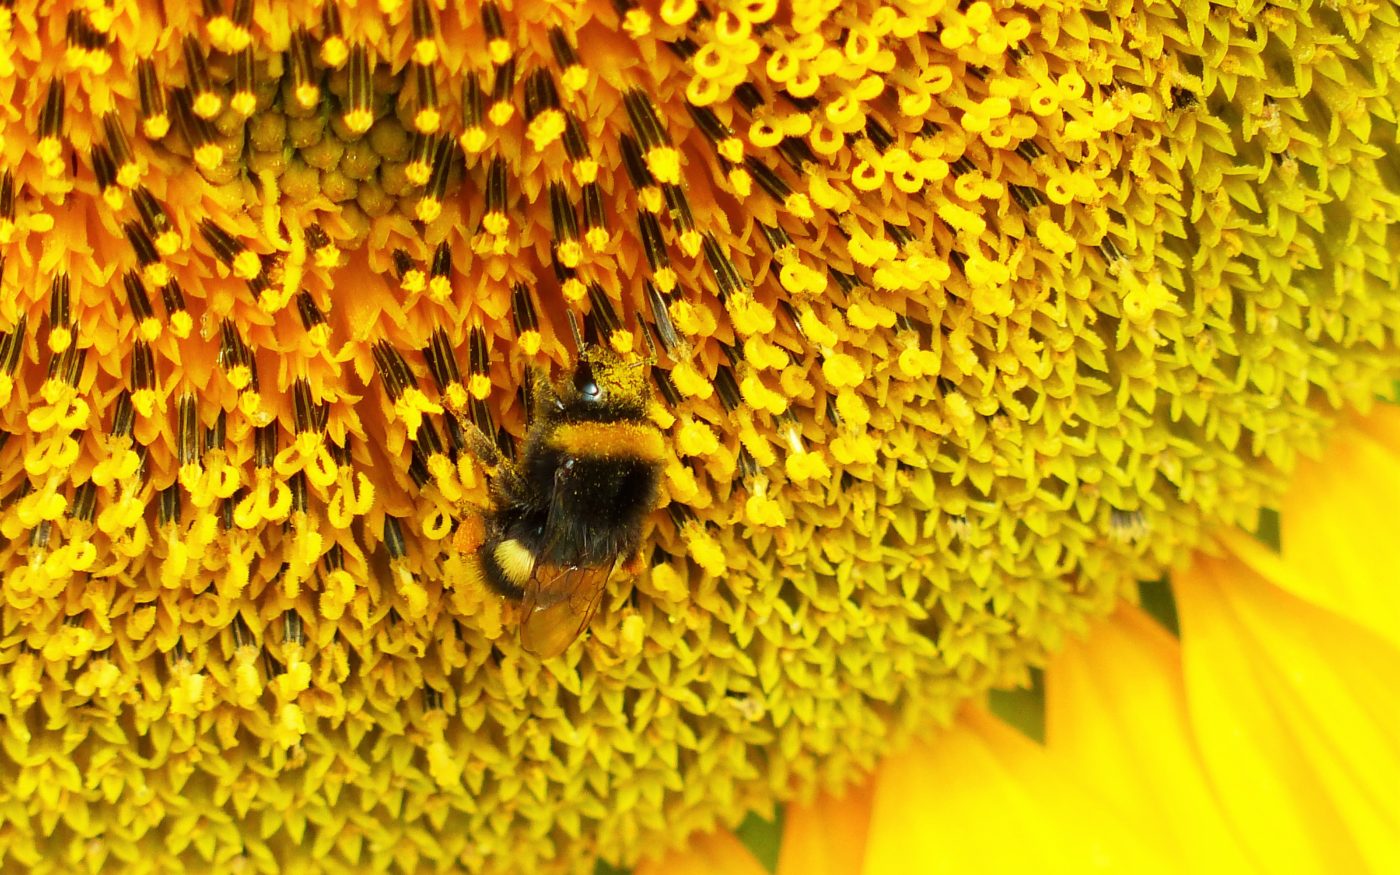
(464, 424), (506, 475)
(452, 507), (487, 554)
(621, 549), (647, 577)
(455, 416), (534, 510)
(448, 406), (507, 475)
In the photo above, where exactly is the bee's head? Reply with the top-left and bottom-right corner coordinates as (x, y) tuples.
(551, 345), (651, 421)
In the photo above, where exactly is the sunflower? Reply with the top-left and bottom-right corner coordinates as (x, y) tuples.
(0, 0), (1397, 873)
(641, 406), (1400, 875)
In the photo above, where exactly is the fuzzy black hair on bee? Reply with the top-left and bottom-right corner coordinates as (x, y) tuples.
(453, 344), (665, 656)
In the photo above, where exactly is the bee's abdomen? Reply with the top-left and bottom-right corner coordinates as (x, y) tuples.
(479, 536), (535, 599)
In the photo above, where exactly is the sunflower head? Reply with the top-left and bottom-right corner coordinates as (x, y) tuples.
(1, 0), (1398, 871)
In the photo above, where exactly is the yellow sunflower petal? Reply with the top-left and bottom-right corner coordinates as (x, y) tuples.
(776, 782), (874, 875)
(862, 709), (1179, 874)
(635, 827), (769, 875)
(1174, 543), (1400, 874)
(1280, 405), (1400, 647)
(1044, 605), (1260, 871)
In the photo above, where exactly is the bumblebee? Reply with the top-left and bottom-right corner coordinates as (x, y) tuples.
(454, 344), (665, 657)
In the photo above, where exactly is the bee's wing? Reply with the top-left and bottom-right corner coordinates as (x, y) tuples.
(539, 460), (582, 564)
(519, 561), (614, 658)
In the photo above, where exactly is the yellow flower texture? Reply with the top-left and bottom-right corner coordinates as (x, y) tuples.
(0, 0), (1397, 872)
(646, 408), (1400, 875)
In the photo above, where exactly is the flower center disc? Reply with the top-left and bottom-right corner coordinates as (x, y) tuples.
(1, 0), (1398, 871)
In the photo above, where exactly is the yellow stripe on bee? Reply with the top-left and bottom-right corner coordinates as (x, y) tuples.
(548, 421), (666, 463)
(493, 538), (536, 588)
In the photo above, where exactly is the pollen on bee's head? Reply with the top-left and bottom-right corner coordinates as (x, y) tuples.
(579, 343), (651, 404)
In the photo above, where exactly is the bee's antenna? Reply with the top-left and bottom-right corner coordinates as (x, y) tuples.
(565, 308), (586, 355)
